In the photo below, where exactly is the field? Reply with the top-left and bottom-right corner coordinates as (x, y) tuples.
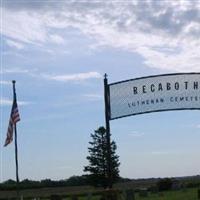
(135, 188), (198, 200)
(79, 188), (199, 200)
(0, 187), (199, 200)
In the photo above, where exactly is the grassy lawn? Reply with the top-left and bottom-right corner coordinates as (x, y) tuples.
(136, 188), (198, 200)
(60, 188), (199, 200)
(0, 187), (199, 200)
(77, 188), (199, 200)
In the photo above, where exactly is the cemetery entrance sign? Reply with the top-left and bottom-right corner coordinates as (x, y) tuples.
(104, 73), (200, 188)
(108, 73), (200, 120)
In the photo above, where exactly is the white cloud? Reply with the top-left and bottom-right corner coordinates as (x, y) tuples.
(151, 151), (170, 155)
(44, 71), (102, 82)
(0, 98), (30, 106)
(1, 8), (47, 44)
(49, 34), (65, 44)
(1, 1), (200, 71)
(1, 68), (32, 74)
(129, 131), (144, 137)
(0, 99), (12, 106)
(0, 80), (10, 85)
(83, 94), (102, 101)
(196, 124), (200, 129)
(18, 101), (30, 106)
(6, 39), (25, 49)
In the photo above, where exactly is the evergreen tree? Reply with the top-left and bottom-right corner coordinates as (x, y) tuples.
(84, 126), (120, 188)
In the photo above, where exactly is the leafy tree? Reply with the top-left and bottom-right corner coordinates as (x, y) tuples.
(66, 175), (88, 186)
(3, 179), (16, 185)
(157, 178), (173, 191)
(84, 126), (120, 188)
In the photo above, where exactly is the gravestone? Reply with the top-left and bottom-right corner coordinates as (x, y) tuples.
(139, 189), (148, 197)
(198, 189), (200, 200)
(50, 195), (62, 200)
(158, 193), (164, 197)
(71, 196), (78, 200)
(86, 193), (92, 200)
(100, 189), (119, 200)
(125, 189), (135, 200)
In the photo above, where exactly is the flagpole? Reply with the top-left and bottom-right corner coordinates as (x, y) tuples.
(12, 80), (20, 184)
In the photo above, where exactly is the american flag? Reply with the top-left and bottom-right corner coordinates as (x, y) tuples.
(4, 99), (20, 147)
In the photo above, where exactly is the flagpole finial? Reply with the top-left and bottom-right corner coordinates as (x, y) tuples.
(12, 80), (16, 96)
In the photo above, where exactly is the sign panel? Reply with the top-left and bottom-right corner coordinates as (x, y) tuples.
(109, 73), (200, 120)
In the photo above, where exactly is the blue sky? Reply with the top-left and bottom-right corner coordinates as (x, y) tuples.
(1, 0), (200, 182)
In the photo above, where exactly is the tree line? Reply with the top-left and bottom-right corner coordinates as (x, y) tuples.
(0, 176), (131, 191)
(1, 176), (200, 191)
(0, 176), (92, 190)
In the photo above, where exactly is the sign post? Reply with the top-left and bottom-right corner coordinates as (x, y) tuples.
(104, 74), (112, 189)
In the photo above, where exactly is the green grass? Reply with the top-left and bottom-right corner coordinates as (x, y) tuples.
(136, 188), (198, 200)
(60, 188), (199, 200)
(0, 187), (199, 200)
(77, 188), (199, 200)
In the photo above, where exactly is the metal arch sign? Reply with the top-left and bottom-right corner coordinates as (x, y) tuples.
(108, 73), (200, 120)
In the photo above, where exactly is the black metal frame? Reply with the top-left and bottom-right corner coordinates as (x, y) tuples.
(104, 74), (112, 189)
(110, 108), (200, 121)
(109, 72), (200, 86)
(108, 72), (200, 120)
